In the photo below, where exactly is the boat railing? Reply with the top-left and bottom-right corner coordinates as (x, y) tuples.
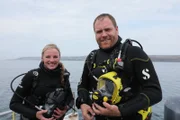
(0, 110), (16, 120)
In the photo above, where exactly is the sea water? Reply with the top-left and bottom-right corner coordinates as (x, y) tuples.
(0, 60), (180, 120)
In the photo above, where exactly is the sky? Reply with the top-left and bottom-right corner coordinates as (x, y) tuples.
(0, 0), (180, 60)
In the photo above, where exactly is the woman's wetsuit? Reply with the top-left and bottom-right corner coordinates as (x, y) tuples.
(10, 62), (74, 120)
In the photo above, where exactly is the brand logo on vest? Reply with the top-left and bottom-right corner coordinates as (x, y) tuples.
(142, 68), (150, 80)
(33, 71), (39, 77)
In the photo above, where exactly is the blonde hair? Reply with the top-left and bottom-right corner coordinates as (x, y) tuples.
(42, 44), (61, 57)
(42, 44), (65, 86)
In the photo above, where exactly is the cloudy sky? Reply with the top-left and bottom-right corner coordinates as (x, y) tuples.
(0, 0), (180, 60)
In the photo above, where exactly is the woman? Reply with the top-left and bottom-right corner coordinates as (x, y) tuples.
(10, 44), (74, 120)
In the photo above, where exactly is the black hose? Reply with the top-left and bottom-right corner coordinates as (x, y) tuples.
(10, 73), (76, 111)
(10, 73), (43, 110)
(130, 39), (143, 50)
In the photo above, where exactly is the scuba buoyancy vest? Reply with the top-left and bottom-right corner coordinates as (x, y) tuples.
(10, 68), (72, 114)
(27, 68), (71, 106)
(87, 39), (138, 103)
(23, 68), (48, 106)
(86, 38), (152, 120)
(86, 38), (140, 90)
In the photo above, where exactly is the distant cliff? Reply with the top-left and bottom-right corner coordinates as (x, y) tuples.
(15, 55), (180, 62)
(150, 55), (180, 62)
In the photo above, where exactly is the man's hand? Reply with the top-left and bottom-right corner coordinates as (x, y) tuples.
(92, 102), (121, 117)
(80, 104), (95, 120)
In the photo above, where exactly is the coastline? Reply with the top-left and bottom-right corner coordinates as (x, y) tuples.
(12, 55), (180, 62)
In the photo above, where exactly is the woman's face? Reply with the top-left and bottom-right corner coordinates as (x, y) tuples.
(42, 48), (60, 70)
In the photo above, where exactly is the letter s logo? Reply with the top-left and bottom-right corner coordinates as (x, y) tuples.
(142, 68), (150, 80)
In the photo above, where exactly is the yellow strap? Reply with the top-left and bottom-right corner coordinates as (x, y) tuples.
(138, 107), (152, 120)
(93, 63), (96, 68)
(12, 112), (15, 120)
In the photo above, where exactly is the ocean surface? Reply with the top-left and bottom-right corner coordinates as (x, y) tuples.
(0, 60), (180, 120)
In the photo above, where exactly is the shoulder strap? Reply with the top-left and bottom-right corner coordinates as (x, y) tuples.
(64, 69), (70, 76)
(117, 38), (143, 69)
(86, 49), (98, 70)
(63, 69), (70, 89)
(30, 68), (40, 94)
(85, 39), (142, 71)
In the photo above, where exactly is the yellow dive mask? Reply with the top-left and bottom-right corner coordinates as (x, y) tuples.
(91, 71), (152, 120)
(92, 71), (123, 105)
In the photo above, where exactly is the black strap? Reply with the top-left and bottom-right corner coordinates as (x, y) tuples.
(30, 68), (40, 95)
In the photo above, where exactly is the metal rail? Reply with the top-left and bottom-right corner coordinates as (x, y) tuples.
(0, 110), (16, 120)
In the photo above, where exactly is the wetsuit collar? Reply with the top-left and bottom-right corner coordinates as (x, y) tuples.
(99, 36), (122, 53)
(39, 62), (61, 76)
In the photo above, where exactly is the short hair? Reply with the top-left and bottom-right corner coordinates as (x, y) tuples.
(93, 13), (117, 31)
(41, 44), (60, 57)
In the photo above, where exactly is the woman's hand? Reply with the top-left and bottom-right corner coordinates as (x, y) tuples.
(52, 106), (68, 119)
(36, 110), (55, 120)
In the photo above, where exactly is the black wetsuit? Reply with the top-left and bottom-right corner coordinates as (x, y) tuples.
(10, 62), (74, 120)
(77, 36), (162, 120)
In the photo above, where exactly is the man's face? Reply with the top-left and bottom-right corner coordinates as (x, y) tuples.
(94, 17), (119, 49)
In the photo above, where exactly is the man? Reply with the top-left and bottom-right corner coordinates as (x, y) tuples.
(76, 13), (162, 120)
